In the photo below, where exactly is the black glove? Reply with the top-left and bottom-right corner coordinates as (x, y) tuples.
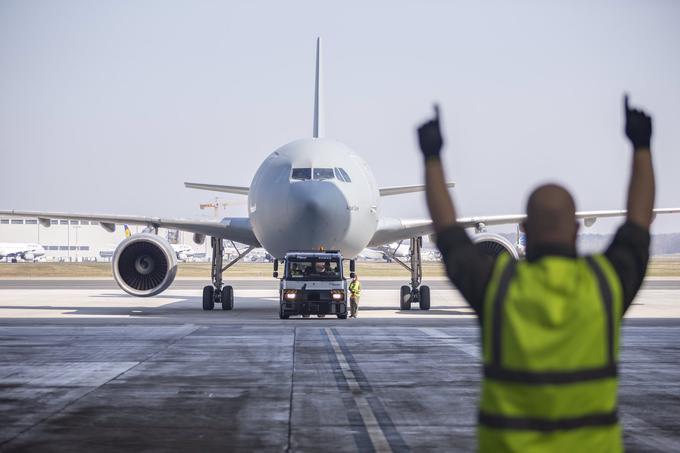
(417, 104), (444, 160)
(624, 94), (652, 150)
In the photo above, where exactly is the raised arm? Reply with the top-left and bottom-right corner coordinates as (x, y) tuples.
(624, 94), (656, 230)
(416, 105), (494, 317)
(417, 105), (457, 232)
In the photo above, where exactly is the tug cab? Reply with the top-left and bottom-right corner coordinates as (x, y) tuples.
(277, 251), (348, 319)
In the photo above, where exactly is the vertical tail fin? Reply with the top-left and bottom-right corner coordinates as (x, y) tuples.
(313, 37), (323, 138)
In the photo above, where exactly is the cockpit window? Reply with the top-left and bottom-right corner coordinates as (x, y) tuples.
(334, 167), (352, 182)
(291, 168), (312, 180)
(313, 168), (335, 180)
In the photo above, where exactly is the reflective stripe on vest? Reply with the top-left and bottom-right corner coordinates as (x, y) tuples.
(479, 253), (623, 437)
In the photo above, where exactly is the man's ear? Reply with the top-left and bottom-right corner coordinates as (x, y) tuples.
(573, 221), (580, 242)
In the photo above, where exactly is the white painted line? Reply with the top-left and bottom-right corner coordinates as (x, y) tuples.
(325, 328), (393, 453)
(419, 328), (481, 359)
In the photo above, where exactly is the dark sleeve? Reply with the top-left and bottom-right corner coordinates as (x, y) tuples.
(436, 224), (495, 318)
(604, 221), (651, 313)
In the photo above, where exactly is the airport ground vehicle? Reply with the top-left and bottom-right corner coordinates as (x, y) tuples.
(277, 251), (348, 319)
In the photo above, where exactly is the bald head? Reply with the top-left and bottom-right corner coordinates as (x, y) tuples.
(524, 184), (578, 247)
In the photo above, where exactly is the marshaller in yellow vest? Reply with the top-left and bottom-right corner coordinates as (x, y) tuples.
(479, 253), (623, 452)
(416, 95), (658, 452)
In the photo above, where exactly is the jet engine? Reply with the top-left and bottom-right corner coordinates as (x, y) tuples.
(23, 253), (35, 261)
(112, 233), (178, 297)
(472, 233), (520, 260)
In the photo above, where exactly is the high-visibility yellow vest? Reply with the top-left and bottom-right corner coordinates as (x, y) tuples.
(479, 252), (623, 453)
(349, 280), (361, 296)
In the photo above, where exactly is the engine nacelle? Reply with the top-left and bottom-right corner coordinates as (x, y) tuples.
(23, 253), (35, 261)
(472, 233), (520, 260)
(112, 233), (178, 297)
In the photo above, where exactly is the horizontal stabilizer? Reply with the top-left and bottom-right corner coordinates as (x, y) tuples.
(379, 182), (455, 197)
(184, 182), (249, 195)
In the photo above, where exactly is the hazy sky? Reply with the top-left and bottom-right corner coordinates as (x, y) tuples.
(1, 0), (679, 234)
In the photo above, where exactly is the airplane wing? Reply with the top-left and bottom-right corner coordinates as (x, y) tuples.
(368, 218), (433, 247)
(0, 210), (260, 247)
(379, 182), (455, 197)
(184, 182), (249, 195)
(369, 208), (680, 247)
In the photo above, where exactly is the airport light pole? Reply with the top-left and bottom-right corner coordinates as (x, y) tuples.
(73, 225), (80, 262)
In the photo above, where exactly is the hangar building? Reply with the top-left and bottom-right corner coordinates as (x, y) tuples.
(0, 218), (210, 262)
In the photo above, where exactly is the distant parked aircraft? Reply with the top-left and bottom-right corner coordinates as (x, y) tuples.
(357, 248), (388, 262)
(374, 242), (411, 260)
(0, 243), (45, 263)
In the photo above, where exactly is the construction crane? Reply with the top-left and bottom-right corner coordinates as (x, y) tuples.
(199, 197), (244, 219)
(198, 197), (247, 258)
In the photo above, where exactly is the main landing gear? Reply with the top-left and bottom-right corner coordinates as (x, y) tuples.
(389, 237), (430, 311)
(202, 237), (254, 311)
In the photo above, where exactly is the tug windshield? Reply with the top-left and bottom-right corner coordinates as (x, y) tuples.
(286, 257), (342, 280)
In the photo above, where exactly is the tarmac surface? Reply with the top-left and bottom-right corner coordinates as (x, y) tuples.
(1, 278), (680, 290)
(1, 279), (679, 452)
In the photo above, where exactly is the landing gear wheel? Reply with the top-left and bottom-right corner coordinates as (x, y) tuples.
(400, 285), (411, 311)
(337, 314), (348, 319)
(221, 285), (234, 310)
(202, 285), (215, 311)
(419, 285), (431, 310)
(279, 306), (289, 319)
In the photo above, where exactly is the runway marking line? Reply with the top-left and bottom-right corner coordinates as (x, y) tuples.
(325, 328), (394, 453)
(285, 327), (297, 453)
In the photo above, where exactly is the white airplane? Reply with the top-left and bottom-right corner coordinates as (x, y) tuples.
(422, 249), (442, 262)
(357, 248), (388, 262)
(0, 243), (45, 263)
(171, 244), (195, 262)
(374, 241), (411, 260)
(244, 248), (274, 263)
(2, 38), (679, 312)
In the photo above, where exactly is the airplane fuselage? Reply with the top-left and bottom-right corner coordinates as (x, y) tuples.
(248, 138), (379, 259)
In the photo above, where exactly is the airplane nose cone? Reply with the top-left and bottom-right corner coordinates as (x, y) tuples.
(286, 182), (350, 249)
(302, 194), (325, 217)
